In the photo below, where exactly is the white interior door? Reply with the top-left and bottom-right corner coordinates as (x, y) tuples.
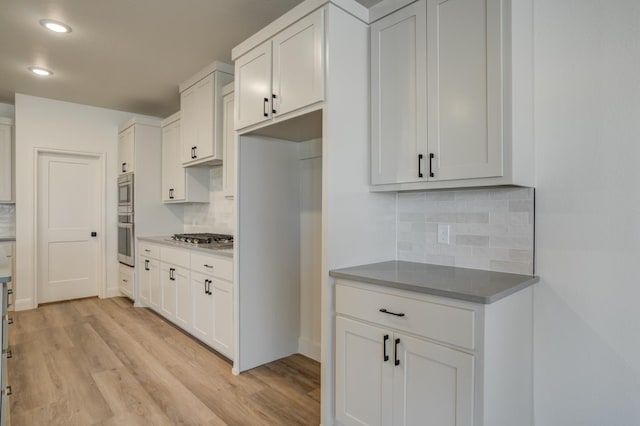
(38, 152), (101, 304)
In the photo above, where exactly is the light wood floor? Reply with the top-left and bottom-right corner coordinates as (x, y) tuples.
(7, 297), (321, 425)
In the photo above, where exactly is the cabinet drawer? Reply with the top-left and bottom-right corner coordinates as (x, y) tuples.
(161, 247), (190, 269)
(139, 242), (160, 259)
(191, 252), (233, 281)
(336, 284), (476, 350)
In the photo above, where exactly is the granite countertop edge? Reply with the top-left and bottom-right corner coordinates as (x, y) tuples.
(138, 236), (234, 258)
(0, 237), (16, 242)
(329, 262), (539, 304)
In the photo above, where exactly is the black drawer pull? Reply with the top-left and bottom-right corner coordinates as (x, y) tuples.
(394, 338), (400, 366)
(6, 349), (12, 359)
(379, 308), (405, 317)
(263, 98), (269, 117)
(429, 153), (435, 178)
(6, 385), (11, 396)
(383, 334), (389, 362)
(7, 318), (13, 325)
(418, 154), (423, 178)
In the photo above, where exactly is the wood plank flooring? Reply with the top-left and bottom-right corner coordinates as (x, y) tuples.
(8, 297), (321, 425)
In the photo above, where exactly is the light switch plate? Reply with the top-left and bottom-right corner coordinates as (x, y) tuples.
(437, 224), (450, 244)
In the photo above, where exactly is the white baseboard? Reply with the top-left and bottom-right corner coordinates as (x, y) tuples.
(298, 336), (321, 362)
(14, 298), (35, 311)
(105, 287), (123, 298)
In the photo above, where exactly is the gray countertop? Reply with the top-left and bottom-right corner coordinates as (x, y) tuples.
(138, 236), (234, 258)
(329, 261), (538, 304)
(0, 237), (16, 242)
(0, 245), (11, 283)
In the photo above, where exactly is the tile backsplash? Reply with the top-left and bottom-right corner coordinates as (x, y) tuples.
(397, 187), (534, 274)
(183, 166), (235, 235)
(0, 204), (15, 238)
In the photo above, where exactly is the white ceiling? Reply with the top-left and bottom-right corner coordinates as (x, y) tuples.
(0, 0), (323, 117)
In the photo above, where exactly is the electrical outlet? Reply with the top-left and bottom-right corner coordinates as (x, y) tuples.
(437, 224), (450, 244)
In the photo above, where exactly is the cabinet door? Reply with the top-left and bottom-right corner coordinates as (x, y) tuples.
(118, 126), (135, 175)
(194, 74), (215, 160)
(235, 41), (272, 130)
(371, 0), (427, 185)
(426, 0), (503, 181)
(174, 266), (191, 330)
(211, 279), (233, 358)
(393, 333), (474, 426)
(149, 258), (161, 311)
(138, 256), (150, 305)
(272, 8), (324, 117)
(222, 91), (235, 198)
(162, 121), (186, 201)
(0, 124), (12, 202)
(180, 85), (198, 164)
(160, 264), (177, 320)
(191, 272), (213, 344)
(118, 265), (133, 299)
(335, 316), (393, 426)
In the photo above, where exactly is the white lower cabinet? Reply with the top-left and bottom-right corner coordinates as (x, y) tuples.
(335, 280), (533, 426)
(191, 271), (214, 343)
(336, 317), (473, 426)
(136, 240), (234, 359)
(118, 264), (134, 299)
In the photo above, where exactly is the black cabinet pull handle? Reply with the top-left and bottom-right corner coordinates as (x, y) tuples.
(169, 188), (174, 199)
(272, 94), (277, 114)
(429, 153), (435, 178)
(383, 334), (389, 362)
(418, 154), (423, 178)
(169, 268), (175, 281)
(122, 163), (126, 173)
(193, 146), (197, 159)
(7, 317), (13, 325)
(145, 259), (150, 271)
(263, 98), (269, 117)
(6, 349), (12, 359)
(203, 264), (213, 269)
(394, 338), (400, 366)
(379, 308), (405, 317)
(6, 385), (12, 396)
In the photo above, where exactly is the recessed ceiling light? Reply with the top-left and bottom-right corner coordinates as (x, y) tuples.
(29, 67), (53, 76)
(39, 19), (72, 33)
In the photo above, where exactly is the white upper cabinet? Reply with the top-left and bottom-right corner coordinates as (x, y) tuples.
(118, 125), (135, 175)
(0, 119), (14, 202)
(234, 8), (325, 132)
(235, 42), (272, 130)
(371, 0), (427, 185)
(179, 61), (234, 166)
(372, 0), (533, 191)
(222, 84), (236, 198)
(161, 113), (209, 203)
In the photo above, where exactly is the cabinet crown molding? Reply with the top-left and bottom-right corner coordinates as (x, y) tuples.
(179, 61), (234, 94)
(118, 117), (162, 133)
(162, 111), (180, 127)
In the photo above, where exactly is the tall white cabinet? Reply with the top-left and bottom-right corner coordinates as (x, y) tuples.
(0, 119), (14, 202)
(371, 0), (534, 191)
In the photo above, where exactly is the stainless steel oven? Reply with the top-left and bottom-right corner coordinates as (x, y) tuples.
(118, 174), (135, 266)
(118, 174), (133, 213)
(118, 212), (135, 266)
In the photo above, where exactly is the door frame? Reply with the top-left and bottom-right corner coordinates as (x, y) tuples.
(33, 147), (107, 306)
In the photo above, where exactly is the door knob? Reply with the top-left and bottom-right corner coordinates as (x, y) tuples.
(91, 232), (97, 237)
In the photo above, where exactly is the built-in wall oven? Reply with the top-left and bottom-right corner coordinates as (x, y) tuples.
(118, 175), (135, 266)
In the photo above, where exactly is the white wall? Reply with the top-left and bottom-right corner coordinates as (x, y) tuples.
(14, 94), (158, 309)
(534, 1), (640, 424)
